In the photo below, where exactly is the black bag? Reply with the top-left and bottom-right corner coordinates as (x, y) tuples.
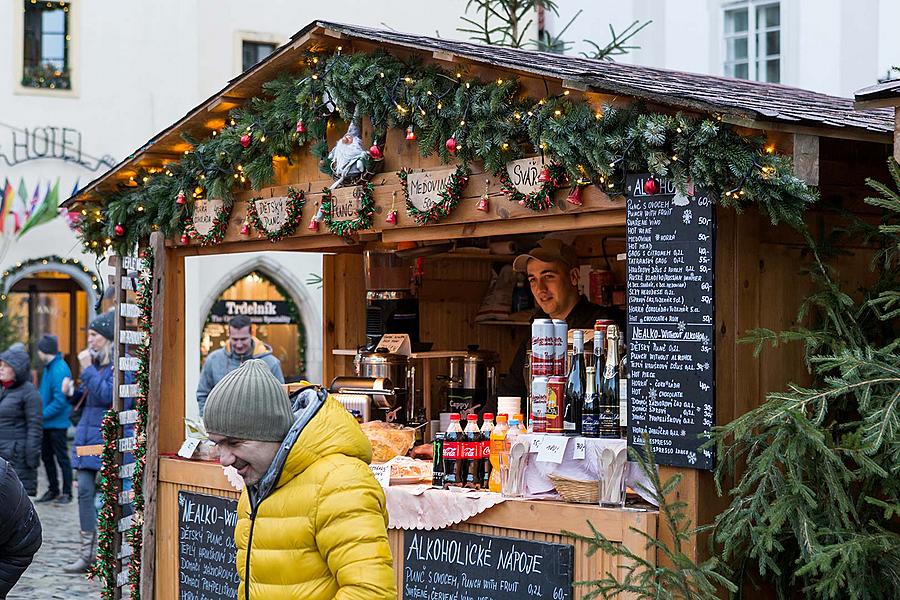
(69, 391), (87, 427)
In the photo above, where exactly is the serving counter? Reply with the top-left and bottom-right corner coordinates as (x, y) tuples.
(155, 456), (656, 600)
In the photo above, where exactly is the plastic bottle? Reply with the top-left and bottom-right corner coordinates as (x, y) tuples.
(443, 413), (464, 486)
(512, 413), (527, 434)
(462, 414), (482, 487)
(479, 413), (495, 489)
(503, 420), (522, 496)
(488, 415), (508, 492)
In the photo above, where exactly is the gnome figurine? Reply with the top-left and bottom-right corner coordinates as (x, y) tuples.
(328, 121), (369, 187)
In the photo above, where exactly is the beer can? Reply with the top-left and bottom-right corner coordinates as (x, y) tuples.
(530, 376), (549, 433)
(530, 318), (555, 376)
(546, 376), (566, 433)
(552, 319), (568, 376)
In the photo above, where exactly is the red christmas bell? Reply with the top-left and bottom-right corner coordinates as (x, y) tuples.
(537, 166), (552, 183)
(176, 190), (186, 205)
(295, 119), (306, 133)
(566, 185), (584, 206)
(179, 234), (190, 245)
(643, 177), (660, 195)
(385, 210), (398, 225)
(405, 126), (416, 141)
(476, 194), (489, 212)
(445, 137), (457, 153)
(240, 133), (251, 148)
(114, 224), (125, 236)
(369, 144), (383, 160)
(240, 222), (250, 236)
(307, 217), (319, 232)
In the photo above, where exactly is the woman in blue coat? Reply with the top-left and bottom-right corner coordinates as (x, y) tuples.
(63, 311), (119, 573)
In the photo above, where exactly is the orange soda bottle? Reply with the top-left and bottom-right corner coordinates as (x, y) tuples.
(488, 414), (509, 492)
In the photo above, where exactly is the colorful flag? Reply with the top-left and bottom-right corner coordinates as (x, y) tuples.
(17, 178), (59, 238)
(0, 179), (12, 233)
(63, 178), (82, 230)
(18, 179), (31, 217)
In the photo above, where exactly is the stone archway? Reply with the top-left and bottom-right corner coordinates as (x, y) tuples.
(199, 255), (323, 384)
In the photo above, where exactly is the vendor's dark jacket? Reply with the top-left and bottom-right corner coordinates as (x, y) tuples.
(0, 350), (43, 495)
(492, 296), (623, 409)
(0, 456), (42, 598)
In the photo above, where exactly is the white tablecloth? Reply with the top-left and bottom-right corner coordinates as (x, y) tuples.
(385, 484), (505, 530)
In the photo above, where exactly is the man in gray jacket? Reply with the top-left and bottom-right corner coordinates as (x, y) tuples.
(196, 315), (284, 416)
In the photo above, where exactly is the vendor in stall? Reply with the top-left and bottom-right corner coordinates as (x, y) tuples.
(491, 238), (623, 407)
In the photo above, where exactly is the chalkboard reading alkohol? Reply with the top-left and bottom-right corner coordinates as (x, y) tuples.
(626, 174), (715, 470)
(178, 491), (240, 600)
(403, 529), (573, 600)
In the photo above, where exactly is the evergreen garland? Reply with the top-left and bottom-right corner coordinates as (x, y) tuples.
(496, 161), (567, 211)
(246, 188), (306, 242)
(181, 200), (232, 246)
(320, 183), (375, 236)
(88, 409), (121, 599)
(397, 165), (470, 224)
(74, 49), (816, 256)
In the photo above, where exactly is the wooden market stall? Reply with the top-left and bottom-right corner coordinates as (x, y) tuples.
(64, 20), (894, 600)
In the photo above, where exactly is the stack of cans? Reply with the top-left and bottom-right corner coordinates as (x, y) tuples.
(531, 319), (568, 433)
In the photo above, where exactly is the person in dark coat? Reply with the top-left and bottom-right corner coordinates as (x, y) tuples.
(0, 347), (43, 496)
(0, 455), (42, 598)
(35, 334), (74, 504)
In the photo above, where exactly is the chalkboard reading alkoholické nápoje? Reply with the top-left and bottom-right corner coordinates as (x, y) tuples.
(403, 529), (573, 600)
(178, 491), (240, 600)
(626, 174), (715, 470)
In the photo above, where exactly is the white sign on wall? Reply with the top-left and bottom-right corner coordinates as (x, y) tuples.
(504, 157), (543, 196)
(252, 196), (289, 233)
(192, 198), (225, 236)
(404, 167), (458, 211)
(330, 186), (364, 223)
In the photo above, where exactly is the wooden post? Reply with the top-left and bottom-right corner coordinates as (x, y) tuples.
(140, 233), (165, 600)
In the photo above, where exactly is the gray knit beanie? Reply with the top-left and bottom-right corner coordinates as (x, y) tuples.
(204, 359), (293, 442)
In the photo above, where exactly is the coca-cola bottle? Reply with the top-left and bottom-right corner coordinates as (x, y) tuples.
(443, 414), (464, 486)
(479, 413), (495, 489)
(462, 414), (482, 487)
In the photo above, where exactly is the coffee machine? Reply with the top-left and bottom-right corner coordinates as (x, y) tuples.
(364, 249), (420, 351)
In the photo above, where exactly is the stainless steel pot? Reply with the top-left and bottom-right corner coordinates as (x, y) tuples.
(354, 348), (415, 422)
(445, 345), (498, 413)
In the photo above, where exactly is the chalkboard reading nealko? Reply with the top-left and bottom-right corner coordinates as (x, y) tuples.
(625, 174), (716, 471)
(402, 530), (573, 600)
(178, 491), (240, 600)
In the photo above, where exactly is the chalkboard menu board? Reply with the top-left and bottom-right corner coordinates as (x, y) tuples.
(625, 174), (715, 470)
(178, 491), (240, 600)
(403, 529), (573, 600)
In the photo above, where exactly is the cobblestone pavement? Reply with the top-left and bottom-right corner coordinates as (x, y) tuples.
(10, 468), (102, 599)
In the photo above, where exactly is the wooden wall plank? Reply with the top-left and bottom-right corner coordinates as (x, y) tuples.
(158, 249), (186, 454)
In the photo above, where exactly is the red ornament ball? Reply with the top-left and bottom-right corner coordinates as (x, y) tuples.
(445, 137), (457, 153)
(240, 223), (250, 236)
(180, 234), (190, 245)
(114, 224), (125, 236)
(240, 133), (251, 148)
(643, 177), (660, 195)
(369, 144), (383, 160)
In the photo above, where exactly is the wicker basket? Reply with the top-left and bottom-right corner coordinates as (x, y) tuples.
(547, 473), (599, 504)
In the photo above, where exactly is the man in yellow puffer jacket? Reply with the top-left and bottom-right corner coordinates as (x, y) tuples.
(204, 359), (397, 600)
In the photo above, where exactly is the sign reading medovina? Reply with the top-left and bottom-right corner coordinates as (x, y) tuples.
(403, 530), (573, 600)
(209, 300), (294, 324)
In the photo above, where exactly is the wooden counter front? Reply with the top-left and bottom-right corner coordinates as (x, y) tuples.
(156, 457), (656, 600)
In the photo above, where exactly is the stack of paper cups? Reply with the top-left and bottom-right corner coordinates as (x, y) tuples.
(439, 412), (453, 433)
(497, 396), (522, 420)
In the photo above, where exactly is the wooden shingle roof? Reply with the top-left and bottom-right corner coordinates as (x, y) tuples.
(66, 20), (893, 206)
(315, 21), (893, 134)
